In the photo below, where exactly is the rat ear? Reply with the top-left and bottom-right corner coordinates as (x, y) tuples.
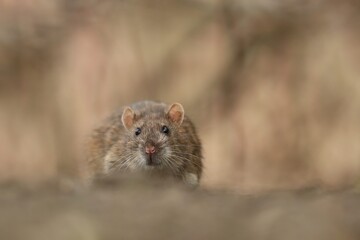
(121, 107), (135, 129)
(166, 103), (184, 126)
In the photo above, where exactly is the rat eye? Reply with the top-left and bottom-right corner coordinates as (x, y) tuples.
(161, 125), (170, 134)
(135, 128), (141, 136)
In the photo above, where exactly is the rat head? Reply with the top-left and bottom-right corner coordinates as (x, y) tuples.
(120, 102), (185, 171)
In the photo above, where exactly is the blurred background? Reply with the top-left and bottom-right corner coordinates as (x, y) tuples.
(1, 0), (360, 193)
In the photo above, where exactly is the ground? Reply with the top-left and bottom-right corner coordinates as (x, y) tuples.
(0, 175), (359, 240)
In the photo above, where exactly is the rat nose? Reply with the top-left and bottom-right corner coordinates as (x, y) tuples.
(145, 145), (156, 154)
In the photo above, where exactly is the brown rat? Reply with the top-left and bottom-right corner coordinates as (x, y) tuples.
(86, 101), (203, 186)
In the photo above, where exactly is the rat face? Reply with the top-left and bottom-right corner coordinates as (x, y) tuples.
(106, 103), (186, 174)
(128, 118), (174, 168)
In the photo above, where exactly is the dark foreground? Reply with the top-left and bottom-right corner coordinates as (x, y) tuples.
(0, 176), (359, 240)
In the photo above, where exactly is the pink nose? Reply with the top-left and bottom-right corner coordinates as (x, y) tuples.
(145, 145), (156, 154)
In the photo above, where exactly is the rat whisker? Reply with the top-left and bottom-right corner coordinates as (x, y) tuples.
(168, 150), (202, 159)
(168, 154), (203, 169)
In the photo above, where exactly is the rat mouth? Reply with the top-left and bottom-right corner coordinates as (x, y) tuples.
(145, 154), (161, 166)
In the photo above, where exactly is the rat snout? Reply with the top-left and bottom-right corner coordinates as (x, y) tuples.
(145, 141), (156, 154)
(144, 142), (160, 166)
(145, 145), (156, 154)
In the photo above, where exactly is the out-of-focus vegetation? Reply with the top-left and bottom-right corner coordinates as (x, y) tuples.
(0, 0), (360, 192)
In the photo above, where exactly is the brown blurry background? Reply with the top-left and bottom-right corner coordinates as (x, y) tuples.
(1, 0), (360, 192)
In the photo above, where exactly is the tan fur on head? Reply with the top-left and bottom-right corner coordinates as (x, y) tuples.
(167, 103), (184, 126)
(121, 107), (135, 129)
